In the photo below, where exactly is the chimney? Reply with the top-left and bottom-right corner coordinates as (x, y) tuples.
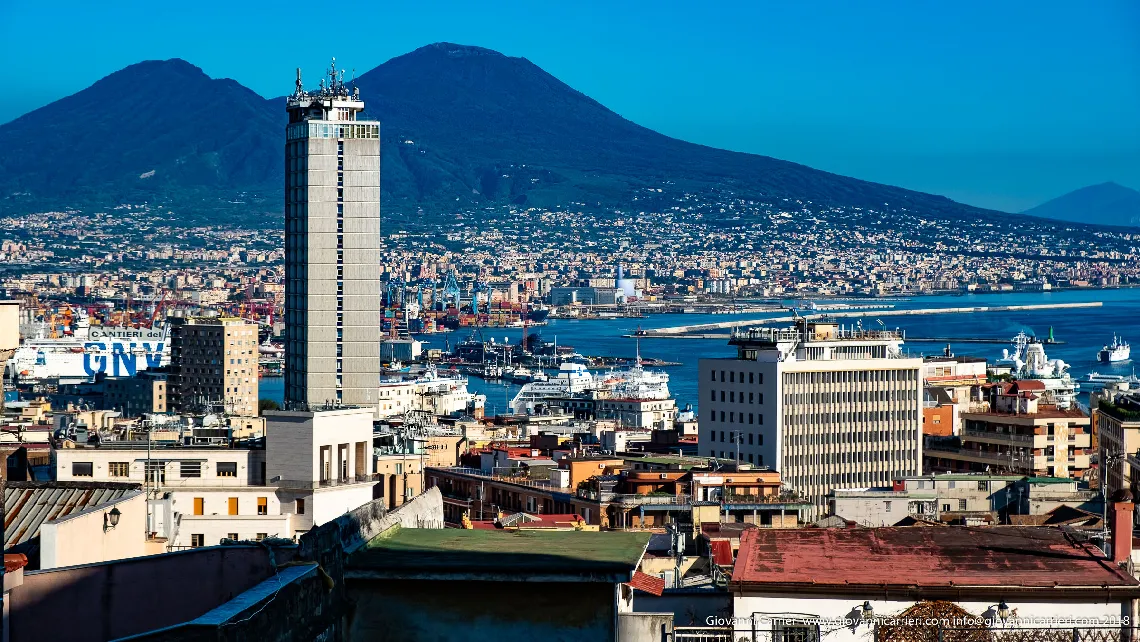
(1111, 489), (1135, 565)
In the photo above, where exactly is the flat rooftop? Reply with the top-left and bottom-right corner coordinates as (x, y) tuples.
(962, 408), (1089, 420)
(348, 528), (649, 578)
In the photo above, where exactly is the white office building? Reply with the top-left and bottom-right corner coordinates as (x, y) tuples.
(54, 407), (376, 548)
(699, 320), (922, 516)
(284, 59), (382, 408)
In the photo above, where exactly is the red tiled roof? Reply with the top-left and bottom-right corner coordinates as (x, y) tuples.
(4, 553), (28, 572)
(627, 571), (666, 596)
(731, 527), (1139, 591)
(709, 539), (734, 566)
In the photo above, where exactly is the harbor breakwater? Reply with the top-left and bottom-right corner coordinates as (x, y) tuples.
(636, 302), (1104, 337)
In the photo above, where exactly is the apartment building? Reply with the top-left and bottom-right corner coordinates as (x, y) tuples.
(554, 396), (678, 429)
(54, 406), (376, 548)
(104, 371), (168, 414)
(925, 380), (1092, 479)
(168, 317), (259, 417)
(1096, 391), (1140, 498)
(699, 320), (922, 515)
(829, 473), (1099, 527)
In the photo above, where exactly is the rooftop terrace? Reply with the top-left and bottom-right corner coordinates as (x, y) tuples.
(348, 527), (650, 578)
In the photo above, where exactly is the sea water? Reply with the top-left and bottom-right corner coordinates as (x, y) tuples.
(260, 288), (1140, 416)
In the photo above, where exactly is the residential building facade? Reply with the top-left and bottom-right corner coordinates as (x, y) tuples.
(925, 381), (1092, 479)
(168, 316), (258, 416)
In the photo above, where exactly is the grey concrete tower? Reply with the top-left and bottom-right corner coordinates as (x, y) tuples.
(284, 59), (381, 409)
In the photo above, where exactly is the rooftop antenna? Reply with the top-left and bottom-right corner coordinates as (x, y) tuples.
(295, 67), (303, 95)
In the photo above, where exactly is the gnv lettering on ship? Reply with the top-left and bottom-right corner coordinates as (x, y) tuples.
(82, 342), (165, 377)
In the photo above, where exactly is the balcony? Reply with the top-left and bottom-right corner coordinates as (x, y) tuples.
(274, 473), (380, 491)
(961, 428), (1033, 444)
(603, 493), (693, 508)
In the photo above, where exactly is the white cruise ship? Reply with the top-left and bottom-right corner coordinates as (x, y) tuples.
(509, 362), (596, 414)
(1098, 335), (1131, 363)
(6, 311), (170, 382)
(509, 360), (671, 414)
(994, 331), (1078, 408)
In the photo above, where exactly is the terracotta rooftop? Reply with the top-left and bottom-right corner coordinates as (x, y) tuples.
(627, 571), (666, 596)
(731, 526), (1140, 593)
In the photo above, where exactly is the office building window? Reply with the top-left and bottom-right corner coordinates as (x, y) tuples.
(296, 499), (305, 515)
(109, 462), (130, 477)
(228, 497), (239, 515)
(180, 461), (202, 478)
(193, 497), (204, 515)
(217, 462), (238, 477)
(749, 372), (754, 384)
(958, 499), (967, 510)
(258, 497), (268, 515)
(710, 390), (716, 401)
(226, 533), (238, 542)
(256, 533), (268, 541)
(72, 462), (93, 477)
(191, 534), (204, 548)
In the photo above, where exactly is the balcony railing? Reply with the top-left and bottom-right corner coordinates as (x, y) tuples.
(722, 493), (808, 505)
(602, 493), (693, 506)
(274, 473), (379, 490)
(962, 428), (1033, 443)
(670, 627), (734, 642)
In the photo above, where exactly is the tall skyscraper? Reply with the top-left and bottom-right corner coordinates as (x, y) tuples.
(284, 59), (381, 409)
(699, 319), (922, 517)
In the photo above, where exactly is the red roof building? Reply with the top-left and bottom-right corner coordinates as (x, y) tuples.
(725, 522), (1140, 642)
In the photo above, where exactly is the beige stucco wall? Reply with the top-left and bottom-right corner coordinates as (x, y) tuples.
(39, 491), (150, 569)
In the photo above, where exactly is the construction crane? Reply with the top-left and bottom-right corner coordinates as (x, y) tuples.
(149, 292), (169, 328)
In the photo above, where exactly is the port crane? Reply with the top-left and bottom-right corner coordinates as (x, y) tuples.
(441, 269), (461, 308)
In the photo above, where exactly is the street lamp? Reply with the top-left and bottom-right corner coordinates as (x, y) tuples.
(104, 507), (121, 532)
(861, 601), (874, 621)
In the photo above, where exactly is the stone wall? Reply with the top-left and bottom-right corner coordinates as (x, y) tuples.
(618, 612), (675, 642)
(7, 544), (294, 642)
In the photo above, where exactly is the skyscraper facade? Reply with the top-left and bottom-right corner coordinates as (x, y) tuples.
(284, 60), (381, 409)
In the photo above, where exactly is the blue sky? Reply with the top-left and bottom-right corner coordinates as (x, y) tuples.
(2, 0), (1137, 212)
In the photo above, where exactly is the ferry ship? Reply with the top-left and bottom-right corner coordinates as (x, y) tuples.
(509, 362), (596, 413)
(6, 310), (170, 382)
(509, 346), (671, 414)
(994, 331), (1078, 408)
(1098, 335), (1131, 363)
